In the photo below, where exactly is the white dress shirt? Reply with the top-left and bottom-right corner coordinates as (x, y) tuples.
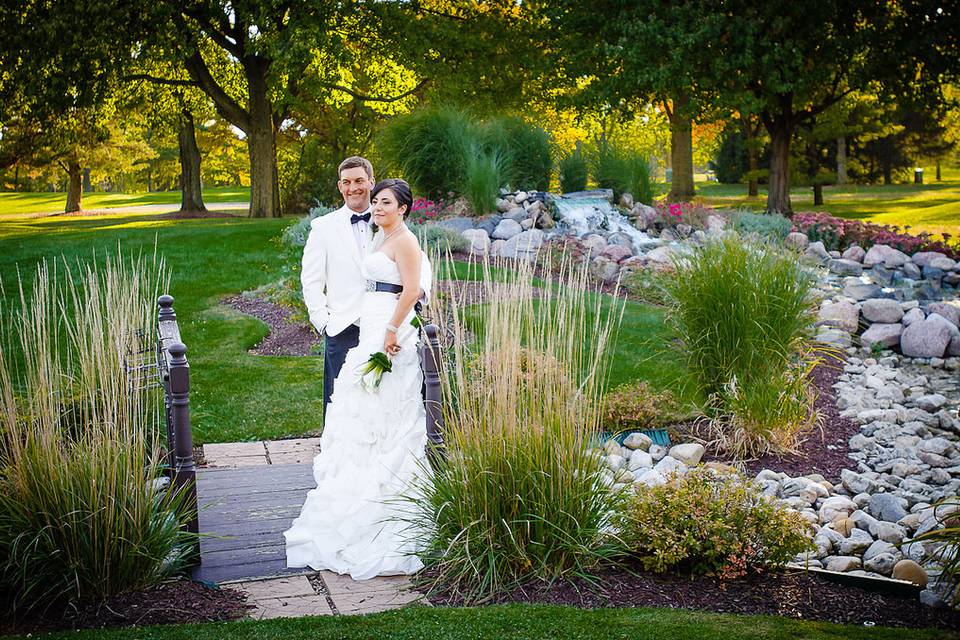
(350, 208), (372, 255)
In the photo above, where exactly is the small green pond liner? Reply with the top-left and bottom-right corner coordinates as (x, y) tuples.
(593, 428), (671, 448)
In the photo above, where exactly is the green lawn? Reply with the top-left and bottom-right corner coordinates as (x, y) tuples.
(695, 166), (960, 239)
(4, 604), (955, 640)
(0, 186), (251, 219)
(1, 212), (688, 444)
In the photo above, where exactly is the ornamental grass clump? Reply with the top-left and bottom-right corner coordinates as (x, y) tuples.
(0, 253), (195, 614)
(617, 467), (812, 577)
(663, 236), (821, 458)
(408, 254), (627, 603)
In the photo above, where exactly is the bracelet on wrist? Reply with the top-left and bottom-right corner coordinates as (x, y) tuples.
(385, 323), (398, 334)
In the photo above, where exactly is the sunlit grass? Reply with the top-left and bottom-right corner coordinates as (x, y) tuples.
(695, 165), (960, 239)
(0, 186), (250, 218)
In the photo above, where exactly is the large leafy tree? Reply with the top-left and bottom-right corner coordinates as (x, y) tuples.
(541, 1), (725, 200)
(712, 0), (959, 214)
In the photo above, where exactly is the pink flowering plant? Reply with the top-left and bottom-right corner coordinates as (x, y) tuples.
(652, 201), (712, 230)
(410, 198), (444, 225)
(791, 212), (959, 260)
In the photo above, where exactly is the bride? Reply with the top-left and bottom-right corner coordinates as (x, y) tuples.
(284, 178), (429, 579)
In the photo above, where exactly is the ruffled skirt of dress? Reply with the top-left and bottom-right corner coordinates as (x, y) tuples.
(284, 293), (428, 580)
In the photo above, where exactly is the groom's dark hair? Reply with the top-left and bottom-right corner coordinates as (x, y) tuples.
(371, 179), (413, 217)
(338, 156), (373, 180)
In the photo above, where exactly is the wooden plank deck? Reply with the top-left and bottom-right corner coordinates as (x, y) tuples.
(191, 463), (315, 584)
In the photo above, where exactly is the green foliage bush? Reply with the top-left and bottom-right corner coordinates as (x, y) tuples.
(484, 116), (553, 191)
(712, 123), (749, 184)
(621, 268), (671, 306)
(462, 142), (506, 215)
(617, 468), (812, 576)
(376, 106), (475, 198)
(559, 146), (589, 193)
(408, 221), (469, 253)
(601, 381), (679, 432)
(591, 137), (656, 203)
(0, 254), (195, 613)
(733, 211), (793, 241)
(663, 236), (820, 458)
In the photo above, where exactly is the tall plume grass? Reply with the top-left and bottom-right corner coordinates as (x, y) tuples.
(407, 253), (627, 603)
(663, 236), (822, 459)
(0, 250), (194, 614)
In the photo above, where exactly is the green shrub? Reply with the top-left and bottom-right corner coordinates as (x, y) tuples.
(621, 268), (670, 306)
(408, 221), (469, 253)
(0, 254), (195, 613)
(591, 137), (656, 202)
(461, 142), (506, 215)
(408, 255), (626, 603)
(559, 146), (589, 193)
(617, 468), (812, 576)
(601, 381), (680, 432)
(376, 106), (476, 198)
(483, 116), (552, 191)
(663, 236), (820, 458)
(733, 211), (793, 241)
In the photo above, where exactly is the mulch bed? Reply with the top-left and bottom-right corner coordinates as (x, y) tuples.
(427, 563), (960, 630)
(679, 352), (859, 483)
(223, 294), (321, 356)
(0, 579), (249, 635)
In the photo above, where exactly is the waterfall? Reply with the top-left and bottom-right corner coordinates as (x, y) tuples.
(550, 192), (660, 253)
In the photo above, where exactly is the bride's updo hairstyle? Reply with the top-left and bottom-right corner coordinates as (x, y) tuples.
(371, 178), (413, 218)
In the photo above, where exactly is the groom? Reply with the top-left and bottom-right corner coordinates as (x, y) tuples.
(301, 156), (431, 419)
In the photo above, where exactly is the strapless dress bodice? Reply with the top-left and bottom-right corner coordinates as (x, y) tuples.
(362, 252), (402, 286)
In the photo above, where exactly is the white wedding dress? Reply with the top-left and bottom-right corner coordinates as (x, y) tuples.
(284, 251), (429, 579)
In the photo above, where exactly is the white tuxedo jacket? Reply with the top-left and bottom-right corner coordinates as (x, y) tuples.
(301, 205), (432, 337)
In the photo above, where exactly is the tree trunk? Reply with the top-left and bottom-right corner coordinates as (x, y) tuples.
(13, 164), (18, 192)
(178, 109), (207, 214)
(765, 115), (794, 215)
(836, 136), (847, 184)
(246, 59), (281, 218)
(813, 183), (823, 206)
(82, 167), (92, 192)
(65, 160), (82, 213)
(936, 161), (942, 181)
(745, 122), (759, 197)
(882, 161), (892, 185)
(667, 94), (695, 200)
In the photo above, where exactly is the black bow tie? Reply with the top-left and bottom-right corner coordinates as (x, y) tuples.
(350, 212), (371, 225)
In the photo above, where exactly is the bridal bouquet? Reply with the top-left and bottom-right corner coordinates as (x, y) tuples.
(356, 316), (423, 393)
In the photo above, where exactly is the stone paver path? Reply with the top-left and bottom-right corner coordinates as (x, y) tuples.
(195, 439), (428, 619)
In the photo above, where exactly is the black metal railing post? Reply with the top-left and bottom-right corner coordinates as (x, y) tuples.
(422, 324), (445, 465)
(157, 295), (178, 471)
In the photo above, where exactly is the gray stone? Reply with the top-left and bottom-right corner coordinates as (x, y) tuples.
(911, 251), (947, 268)
(648, 444), (668, 462)
(627, 450), (654, 471)
(500, 229), (544, 260)
(929, 256), (958, 271)
(928, 312), (960, 336)
(668, 443), (705, 466)
(862, 298), (904, 324)
(805, 241), (831, 263)
(949, 335), (960, 357)
(863, 539), (898, 561)
(900, 317), (952, 358)
(461, 229), (491, 256)
(819, 496), (859, 523)
(843, 280), (883, 301)
(870, 521), (908, 543)
(504, 206), (528, 222)
(644, 245), (678, 267)
(818, 300), (860, 333)
(864, 244), (909, 268)
(817, 327), (853, 347)
(825, 556), (862, 572)
(622, 432), (653, 451)
(903, 262), (923, 279)
(476, 214), (502, 237)
(864, 553), (898, 575)
(589, 257), (621, 284)
(842, 245), (866, 262)
(633, 468), (666, 488)
(784, 232), (810, 251)
(492, 218), (523, 240)
(653, 455), (688, 476)
(495, 198), (512, 213)
(582, 234), (608, 254)
(619, 192), (634, 208)
(868, 493), (909, 522)
(841, 469), (878, 494)
(437, 216), (476, 233)
(601, 244), (634, 263)
(860, 323), (903, 349)
(902, 307), (925, 327)
(829, 258), (864, 276)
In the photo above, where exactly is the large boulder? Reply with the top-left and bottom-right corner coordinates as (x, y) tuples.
(911, 251), (946, 268)
(863, 244), (909, 268)
(582, 234), (608, 255)
(589, 256), (621, 284)
(668, 443), (705, 466)
(892, 560), (929, 587)
(926, 302), (960, 328)
(437, 216), (476, 233)
(861, 298), (904, 324)
(492, 218), (523, 240)
(929, 256), (958, 271)
(503, 206), (528, 223)
(601, 244), (634, 263)
(842, 280), (883, 301)
(784, 232), (810, 251)
(860, 323), (903, 349)
(902, 307), (925, 327)
(818, 300), (860, 333)
(828, 258), (864, 276)
(900, 316), (953, 358)
(500, 229), (544, 260)
(461, 229), (491, 256)
(645, 245), (678, 268)
(842, 245), (866, 262)
(868, 493), (908, 523)
(805, 241), (831, 263)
